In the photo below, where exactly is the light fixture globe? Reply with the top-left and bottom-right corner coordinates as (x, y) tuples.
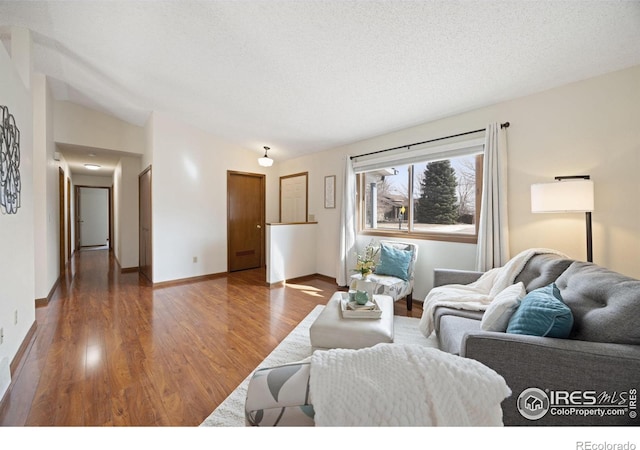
(258, 146), (273, 167)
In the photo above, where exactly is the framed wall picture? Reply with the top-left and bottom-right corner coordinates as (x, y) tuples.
(324, 175), (336, 209)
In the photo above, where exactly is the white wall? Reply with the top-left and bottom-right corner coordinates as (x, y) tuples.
(32, 74), (60, 300)
(148, 112), (274, 283)
(266, 223), (318, 284)
(505, 66), (640, 275)
(277, 65), (640, 301)
(72, 174), (112, 187)
(142, 114), (154, 173)
(0, 30), (35, 399)
(54, 101), (145, 154)
(113, 156), (140, 269)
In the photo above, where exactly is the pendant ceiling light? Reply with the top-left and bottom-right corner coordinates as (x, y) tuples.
(258, 146), (273, 167)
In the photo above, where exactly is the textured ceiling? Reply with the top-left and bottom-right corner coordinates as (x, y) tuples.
(1, 0), (640, 167)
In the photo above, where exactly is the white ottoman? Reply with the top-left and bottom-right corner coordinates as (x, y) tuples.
(309, 292), (394, 350)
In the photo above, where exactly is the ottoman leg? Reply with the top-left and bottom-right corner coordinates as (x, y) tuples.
(406, 293), (413, 311)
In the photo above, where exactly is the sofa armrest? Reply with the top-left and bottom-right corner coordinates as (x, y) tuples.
(245, 359), (315, 426)
(461, 331), (640, 426)
(433, 268), (483, 287)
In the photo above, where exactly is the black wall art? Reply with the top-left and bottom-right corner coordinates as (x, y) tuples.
(0, 105), (21, 215)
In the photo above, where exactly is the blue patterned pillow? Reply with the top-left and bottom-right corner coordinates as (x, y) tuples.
(506, 283), (574, 338)
(375, 243), (412, 281)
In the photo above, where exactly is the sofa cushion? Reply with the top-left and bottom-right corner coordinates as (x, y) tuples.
(439, 314), (482, 355)
(514, 253), (573, 292)
(481, 282), (526, 332)
(434, 307), (484, 334)
(375, 242), (412, 281)
(555, 262), (640, 344)
(506, 283), (574, 338)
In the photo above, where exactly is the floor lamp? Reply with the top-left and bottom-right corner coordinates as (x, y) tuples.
(530, 175), (595, 262)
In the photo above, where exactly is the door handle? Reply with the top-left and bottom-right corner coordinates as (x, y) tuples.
(256, 224), (261, 229)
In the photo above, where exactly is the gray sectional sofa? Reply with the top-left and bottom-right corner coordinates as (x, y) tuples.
(245, 252), (639, 426)
(433, 253), (640, 426)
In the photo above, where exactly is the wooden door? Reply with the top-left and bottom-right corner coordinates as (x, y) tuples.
(227, 171), (265, 272)
(58, 168), (65, 274)
(67, 178), (71, 257)
(74, 185), (81, 250)
(139, 166), (152, 282)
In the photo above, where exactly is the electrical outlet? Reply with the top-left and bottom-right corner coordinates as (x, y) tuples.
(14, 310), (17, 325)
(193, 256), (198, 263)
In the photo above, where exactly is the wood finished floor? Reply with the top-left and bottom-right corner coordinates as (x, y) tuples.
(0, 248), (422, 426)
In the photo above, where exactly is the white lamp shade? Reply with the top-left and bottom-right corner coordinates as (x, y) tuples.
(531, 179), (594, 213)
(258, 156), (273, 167)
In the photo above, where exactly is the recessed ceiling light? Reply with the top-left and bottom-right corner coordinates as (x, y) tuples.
(84, 164), (101, 171)
(88, 153), (96, 157)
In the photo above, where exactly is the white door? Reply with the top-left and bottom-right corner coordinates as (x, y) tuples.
(79, 187), (109, 247)
(280, 174), (307, 222)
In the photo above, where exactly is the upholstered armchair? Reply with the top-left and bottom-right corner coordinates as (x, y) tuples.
(350, 241), (419, 310)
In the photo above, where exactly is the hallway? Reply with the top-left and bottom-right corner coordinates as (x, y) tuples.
(0, 249), (344, 425)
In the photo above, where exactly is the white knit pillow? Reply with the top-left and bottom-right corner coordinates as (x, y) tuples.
(481, 282), (527, 332)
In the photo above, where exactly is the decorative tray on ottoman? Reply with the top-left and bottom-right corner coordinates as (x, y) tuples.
(339, 293), (382, 319)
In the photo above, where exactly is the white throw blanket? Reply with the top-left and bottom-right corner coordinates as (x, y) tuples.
(418, 248), (568, 337)
(309, 343), (510, 426)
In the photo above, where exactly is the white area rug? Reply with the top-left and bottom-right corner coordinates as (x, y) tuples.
(200, 305), (438, 426)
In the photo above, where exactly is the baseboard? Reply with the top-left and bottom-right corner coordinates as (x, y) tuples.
(268, 273), (338, 288)
(114, 254), (140, 274)
(0, 320), (38, 407)
(152, 271), (228, 288)
(311, 273), (337, 284)
(0, 357), (9, 405)
(35, 274), (62, 307)
(157, 272), (334, 289)
(9, 320), (37, 377)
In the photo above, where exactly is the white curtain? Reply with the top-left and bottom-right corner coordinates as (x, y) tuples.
(336, 156), (357, 287)
(476, 123), (510, 271)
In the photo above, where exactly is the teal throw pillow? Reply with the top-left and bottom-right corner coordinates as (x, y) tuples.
(375, 243), (412, 281)
(506, 283), (574, 338)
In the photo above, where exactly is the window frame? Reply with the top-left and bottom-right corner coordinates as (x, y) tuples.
(356, 154), (484, 244)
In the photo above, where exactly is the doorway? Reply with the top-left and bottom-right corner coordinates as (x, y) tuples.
(227, 171), (265, 272)
(76, 186), (111, 248)
(139, 166), (152, 282)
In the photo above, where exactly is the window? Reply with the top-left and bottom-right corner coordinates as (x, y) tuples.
(357, 150), (483, 243)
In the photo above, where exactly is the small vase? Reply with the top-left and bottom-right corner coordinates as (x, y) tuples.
(355, 290), (369, 305)
(355, 277), (376, 304)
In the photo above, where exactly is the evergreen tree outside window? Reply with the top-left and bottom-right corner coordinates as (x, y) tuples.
(415, 160), (459, 225)
(358, 153), (483, 243)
